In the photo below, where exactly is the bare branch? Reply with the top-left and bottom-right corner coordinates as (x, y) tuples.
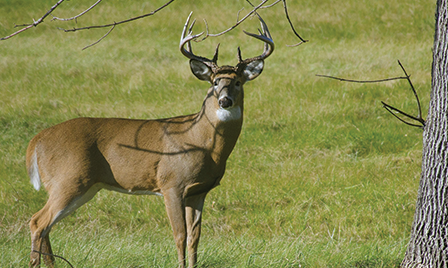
(59, 0), (175, 32)
(3, 0), (306, 50)
(317, 61), (426, 129)
(382, 101), (425, 128)
(198, 0), (270, 41)
(258, 0), (283, 9)
(282, 0), (308, 46)
(245, 0), (307, 46)
(397, 60), (424, 122)
(52, 0), (102, 22)
(1, 0), (66, 40)
(82, 24), (115, 50)
(316, 74), (409, 83)
(380, 60), (426, 128)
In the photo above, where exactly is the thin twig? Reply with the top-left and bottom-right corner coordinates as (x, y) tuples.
(258, 0), (282, 9)
(60, 0), (175, 32)
(52, 0), (102, 22)
(316, 74), (408, 83)
(32, 250), (74, 268)
(236, 7), (246, 22)
(82, 24), (115, 50)
(379, 61), (426, 128)
(1, 0), (66, 40)
(199, 0), (269, 41)
(317, 61), (425, 128)
(397, 60), (424, 121)
(382, 101), (425, 128)
(282, 0), (308, 46)
(246, 0), (307, 46)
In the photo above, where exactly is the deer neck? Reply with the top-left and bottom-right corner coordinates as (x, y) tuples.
(192, 87), (244, 164)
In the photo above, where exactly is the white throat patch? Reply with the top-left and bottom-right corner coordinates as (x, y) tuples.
(216, 106), (242, 122)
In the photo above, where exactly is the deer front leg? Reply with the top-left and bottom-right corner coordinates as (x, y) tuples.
(163, 188), (187, 268)
(185, 193), (206, 268)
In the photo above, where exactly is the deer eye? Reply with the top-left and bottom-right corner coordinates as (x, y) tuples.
(213, 79), (220, 86)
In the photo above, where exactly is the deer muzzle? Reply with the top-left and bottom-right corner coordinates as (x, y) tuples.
(218, 96), (233, 109)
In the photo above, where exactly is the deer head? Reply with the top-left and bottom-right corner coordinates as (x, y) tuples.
(180, 13), (274, 123)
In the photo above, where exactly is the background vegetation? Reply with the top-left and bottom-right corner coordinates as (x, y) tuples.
(0, 0), (435, 267)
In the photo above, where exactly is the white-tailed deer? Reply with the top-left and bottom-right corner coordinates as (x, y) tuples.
(27, 13), (274, 268)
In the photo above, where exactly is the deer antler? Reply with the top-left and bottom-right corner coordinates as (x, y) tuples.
(180, 12), (220, 72)
(238, 15), (275, 64)
(180, 12), (274, 72)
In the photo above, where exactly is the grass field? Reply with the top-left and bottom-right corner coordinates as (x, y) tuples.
(0, 0), (436, 267)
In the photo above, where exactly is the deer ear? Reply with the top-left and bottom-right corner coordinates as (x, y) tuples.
(243, 60), (264, 81)
(190, 60), (213, 81)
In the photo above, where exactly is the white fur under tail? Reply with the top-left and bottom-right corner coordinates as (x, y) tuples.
(29, 150), (41, 191)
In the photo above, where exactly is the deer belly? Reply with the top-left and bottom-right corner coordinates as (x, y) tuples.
(100, 183), (163, 196)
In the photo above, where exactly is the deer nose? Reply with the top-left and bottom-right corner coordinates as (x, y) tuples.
(219, 97), (233, 109)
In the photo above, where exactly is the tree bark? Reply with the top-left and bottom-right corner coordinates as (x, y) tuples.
(401, 0), (448, 267)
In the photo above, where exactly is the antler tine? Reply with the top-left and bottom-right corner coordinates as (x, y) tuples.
(237, 47), (243, 62)
(185, 18), (197, 53)
(180, 12), (219, 69)
(180, 12), (203, 57)
(240, 15), (274, 63)
(212, 43), (220, 63)
(259, 15), (273, 42)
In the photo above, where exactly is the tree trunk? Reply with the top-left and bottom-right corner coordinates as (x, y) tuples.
(401, 0), (448, 267)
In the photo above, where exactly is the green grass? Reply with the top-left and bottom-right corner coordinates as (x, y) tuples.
(0, 0), (435, 267)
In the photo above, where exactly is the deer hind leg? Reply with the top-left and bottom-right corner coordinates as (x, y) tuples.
(29, 183), (102, 268)
(29, 203), (54, 268)
(185, 193), (206, 268)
